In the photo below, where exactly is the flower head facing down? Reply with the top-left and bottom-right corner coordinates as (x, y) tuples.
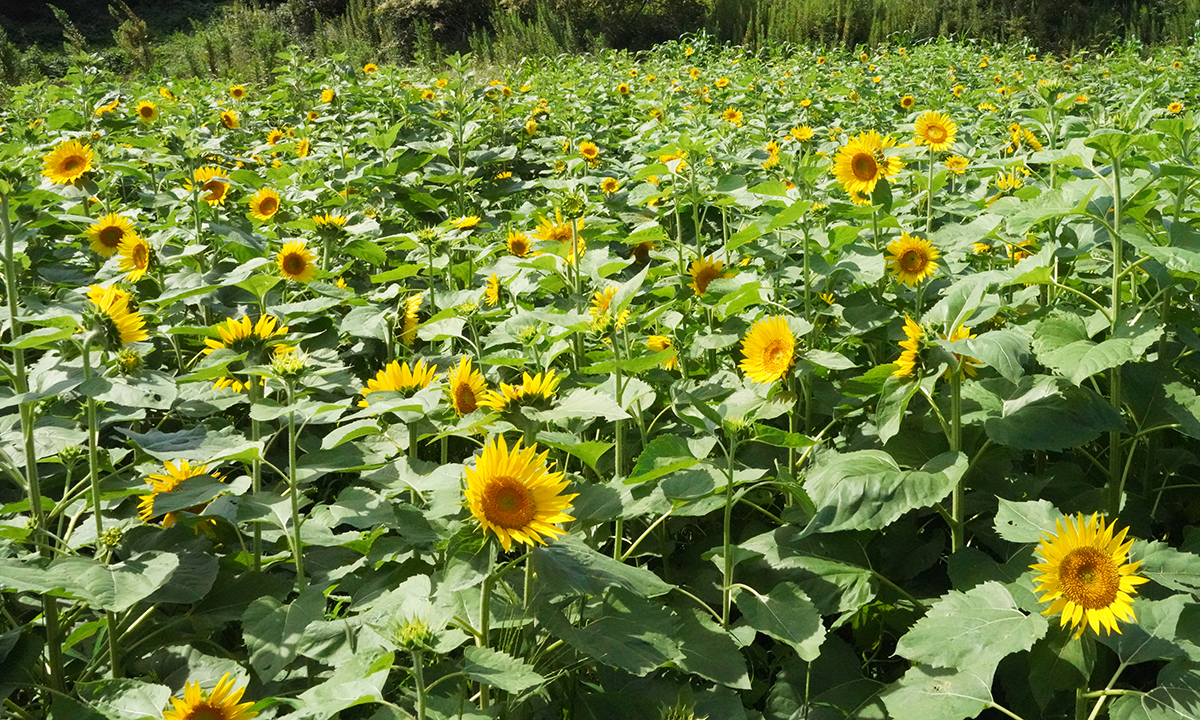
(162, 672), (257, 720)
(248, 188), (280, 221)
(832, 130), (903, 198)
(138, 460), (222, 527)
(84, 213), (136, 257)
(886, 232), (940, 286)
(914, 111), (958, 152)
(359, 359), (440, 406)
(204, 315), (288, 359)
(42, 139), (94, 185)
(739, 315), (795, 384)
(464, 434), (576, 552)
(447, 356), (488, 415)
(1031, 513), (1150, 638)
(647, 335), (678, 370)
(481, 370), (562, 412)
(484, 274), (501, 307)
(277, 240), (316, 283)
(87, 285), (149, 346)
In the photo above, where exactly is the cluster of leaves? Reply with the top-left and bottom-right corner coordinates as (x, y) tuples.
(2, 37), (1200, 720)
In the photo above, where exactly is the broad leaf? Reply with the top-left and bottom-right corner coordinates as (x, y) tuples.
(734, 582), (825, 660)
(461, 646), (546, 694)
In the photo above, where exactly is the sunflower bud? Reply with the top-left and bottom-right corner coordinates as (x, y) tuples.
(100, 527), (123, 550)
(393, 617), (438, 652)
(116, 348), (144, 375)
(560, 190), (587, 219)
(271, 350), (309, 380)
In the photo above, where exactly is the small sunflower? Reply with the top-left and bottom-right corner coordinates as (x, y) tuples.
(1031, 513), (1150, 638)
(647, 335), (678, 370)
(248, 188), (281, 221)
(617, 82), (630, 95)
(229, 85), (246, 100)
(886, 232), (940, 286)
(42, 139), (94, 185)
(118, 234), (152, 282)
(363, 63), (378, 74)
(914, 111), (957, 152)
(480, 370), (562, 412)
(277, 240), (316, 283)
(138, 460), (221, 526)
(135, 101), (158, 123)
(312, 212), (347, 230)
(524, 118), (538, 135)
(1169, 101), (1185, 115)
(485, 274), (501, 307)
(600, 177), (620, 195)
(590, 285), (617, 318)
(739, 315), (795, 384)
(941, 324), (982, 378)
(945, 155), (969, 174)
(447, 356), (488, 415)
(188, 167), (229, 206)
(266, 129), (284, 145)
(506, 231), (533, 257)
(87, 285), (149, 345)
(321, 88), (335, 103)
(533, 210), (576, 244)
(454, 215), (481, 230)
(714, 77), (729, 88)
(894, 315), (923, 377)
(83, 213), (136, 257)
(464, 434), (576, 552)
(579, 140), (600, 164)
(220, 110), (239, 129)
(832, 130), (903, 198)
(359, 359), (440, 406)
(296, 139), (311, 158)
(400, 293), (422, 346)
(689, 255), (731, 296)
(900, 94), (916, 110)
(721, 107), (743, 126)
(162, 672), (257, 720)
(789, 125), (814, 141)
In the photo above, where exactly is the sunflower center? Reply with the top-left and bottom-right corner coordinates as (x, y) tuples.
(850, 152), (878, 181)
(1058, 546), (1120, 609)
(140, 107), (153, 118)
(762, 339), (792, 372)
(454, 383), (478, 414)
(282, 253), (308, 276)
(188, 703), (228, 720)
(202, 180), (225, 201)
(98, 226), (125, 247)
(258, 197), (278, 215)
(63, 156), (84, 172)
(900, 249), (926, 272)
(132, 243), (148, 267)
(511, 240), (529, 256)
(481, 477), (536, 529)
(927, 125), (947, 143)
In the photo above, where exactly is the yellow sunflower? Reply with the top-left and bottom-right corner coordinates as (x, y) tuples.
(400, 293), (422, 346)
(900, 94), (915, 110)
(789, 125), (814, 141)
(455, 215), (480, 229)
(524, 119), (538, 135)
(480, 370), (562, 412)
(248, 188), (281, 221)
(647, 335), (678, 370)
(312, 212), (347, 230)
(447, 356), (488, 415)
(204, 315), (288, 357)
(1031, 513), (1150, 638)
(914, 111), (957, 152)
(617, 82), (630, 95)
(188, 167), (229, 206)
(1169, 101), (1184, 115)
(277, 240), (316, 283)
(363, 63), (378, 74)
(885, 232), (940, 286)
(507, 231), (532, 257)
(894, 315), (923, 377)
(359, 359), (440, 406)
(721, 107), (743, 126)
(600, 177), (620, 195)
(84, 213), (136, 257)
(266, 129), (284, 145)
(321, 88), (335, 103)
(296, 139), (311, 158)
(579, 140), (600, 164)
(220, 110), (239, 129)
(42, 139), (94, 185)
(832, 130), (903, 198)
(87, 285), (149, 345)
(229, 85), (246, 100)
(533, 210), (577, 244)
(162, 672), (257, 720)
(738, 315), (795, 384)
(118, 234), (151, 282)
(945, 155), (969, 174)
(689, 255), (731, 296)
(135, 101), (158, 123)
(464, 434), (576, 552)
(485, 274), (501, 307)
(138, 460), (221, 527)
(941, 324), (981, 378)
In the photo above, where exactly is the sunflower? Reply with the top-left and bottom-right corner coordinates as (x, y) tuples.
(307, 110), (319, 122)
(900, 95), (915, 110)
(363, 63), (378, 74)
(1169, 101), (1185, 115)
(524, 119), (538, 135)
(647, 335), (678, 371)
(248, 188), (281, 221)
(689, 255), (731, 296)
(533, 210), (576, 244)
(220, 110), (239, 129)
(480, 370), (562, 412)
(266, 129), (284, 145)
(941, 324), (981, 378)
(138, 460), (221, 527)
(228, 85), (246, 100)
(632, 240), (656, 263)
(359, 359), (440, 406)
(789, 125), (814, 141)
(312, 212), (347, 230)
(914, 111), (957, 152)
(945, 155), (969, 174)
(84, 213), (136, 257)
(506, 231), (532, 257)
(832, 130), (903, 198)
(277, 240), (316, 283)
(188, 167), (229, 206)
(42, 139), (94, 185)
(447, 356), (487, 415)
(204, 315), (288, 358)
(118, 234), (151, 282)
(721, 107), (743, 126)
(485, 274), (501, 307)
(321, 88), (335, 103)
(87, 285), (149, 345)
(894, 315), (924, 377)
(739, 315), (795, 384)
(162, 672), (257, 720)
(617, 82), (630, 95)
(400, 293), (422, 346)
(579, 140), (600, 164)
(454, 215), (480, 229)
(135, 101), (158, 123)
(94, 98), (119, 116)
(1031, 513), (1150, 638)
(600, 177), (620, 195)
(590, 285), (617, 318)
(464, 434), (576, 552)
(886, 232), (940, 286)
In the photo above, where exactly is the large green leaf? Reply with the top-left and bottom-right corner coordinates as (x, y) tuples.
(77, 679), (172, 720)
(982, 375), (1125, 451)
(1097, 596), (1192, 665)
(876, 374), (922, 445)
(532, 535), (672, 599)
(948, 327), (1031, 384)
(881, 663), (995, 720)
(740, 528), (878, 616)
(895, 582), (1047, 670)
(242, 588), (326, 683)
(800, 451), (966, 536)
(119, 425), (262, 463)
(461, 646), (546, 694)
(1002, 185), (1094, 235)
(1133, 542), (1200, 598)
(0, 553), (179, 612)
(1109, 659), (1200, 720)
(537, 589), (682, 676)
(674, 606), (751, 689)
(994, 498), (1061, 543)
(626, 434), (703, 484)
(734, 582), (825, 660)
(1033, 312), (1162, 386)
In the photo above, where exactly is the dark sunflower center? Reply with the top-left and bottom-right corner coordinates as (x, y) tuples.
(202, 180), (225, 200)
(454, 383), (477, 414)
(99, 226), (125, 247)
(140, 107), (154, 118)
(258, 197), (278, 215)
(511, 240), (528, 256)
(1058, 546), (1120, 609)
(900, 250), (925, 272)
(189, 703), (227, 720)
(283, 254), (307, 276)
(132, 244), (148, 266)
(850, 152), (878, 181)
(481, 477), (535, 529)
(63, 156), (83, 172)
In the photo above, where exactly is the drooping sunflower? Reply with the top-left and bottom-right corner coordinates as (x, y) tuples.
(480, 370), (562, 412)
(913, 111), (958, 152)
(832, 130), (903, 198)
(738, 315), (795, 384)
(42, 139), (94, 185)
(590, 285), (617, 318)
(1031, 513), (1150, 638)
(312, 212), (347, 231)
(447, 356), (488, 415)
(524, 118), (538, 135)
(138, 460), (221, 527)
(893, 315), (923, 377)
(321, 88), (335, 103)
(118, 234), (151, 282)
(359, 359), (440, 407)
(277, 240), (316, 283)
(464, 434), (576, 552)
(188, 167), (229, 206)
(689, 255), (731, 296)
(940, 324), (982, 378)
(204, 315), (288, 358)
(87, 285), (149, 345)
(83, 213), (136, 257)
(162, 672), (257, 720)
(506, 231), (532, 257)
(885, 232), (940, 286)
(400, 293), (422, 346)
(484, 274), (501, 307)
(248, 188), (281, 221)
(647, 335), (678, 371)
(135, 101), (158, 123)
(220, 110), (239, 129)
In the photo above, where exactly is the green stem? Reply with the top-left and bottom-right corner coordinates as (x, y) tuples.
(247, 376), (263, 571)
(926, 146), (935, 233)
(1108, 153), (1124, 515)
(286, 381), (305, 588)
(411, 650), (428, 720)
(477, 547), (494, 709)
(949, 369), (964, 553)
(721, 436), (737, 630)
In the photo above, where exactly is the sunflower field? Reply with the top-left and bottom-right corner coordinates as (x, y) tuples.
(4, 35), (1200, 720)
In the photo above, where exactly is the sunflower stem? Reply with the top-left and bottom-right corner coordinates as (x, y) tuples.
(1107, 152), (1125, 516)
(247, 376), (264, 572)
(949, 367), (964, 553)
(721, 434), (738, 630)
(285, 380), (305, 589)
(926, 146), (935, 233)
(477, 546), (495, 710)
(412, 650), (428, 720)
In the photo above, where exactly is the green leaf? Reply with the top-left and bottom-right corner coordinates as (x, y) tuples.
(626, 434), (702, 484)
(994, 498), (1061, 543)
(740, 528), (878, 616)
(532, 535), (672, 599)
(751, 424), (816, 449)
(1003, 185), (1095, 235)
(1162, 382), (1200, 441)
(120, 426), (262, 463)
(4, 326), (74, 350)
(537, 589), (681, 676)
(1033, 313), (1162, 385)
(536, 433), (612, 474)
(344, 238), (387, 265)
(881, 664), (994, 720)
(1134, 541), (1200, 598)
(876, 375), (921, 444)
(734, 582), (825, 660)
(530, 387), (629, 422)
(1097, 596), (1192, 665)
(145, 474), (249, 517)
(801, 451), (966, 536)
(953, 328), (1031, 384)
(0, 553), (179, 612)
(1109, 658), (1200, 720)
(578, 349), (675, 375)
(982, 376), (1126, 451)
(242, 587), (326, 683)
(674, 607), (751, 689)
(77, 679), (172, 720)
(896, 582), (1047, 670)
(321, 419), (381, 450)
(461, 646), (546, 694)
